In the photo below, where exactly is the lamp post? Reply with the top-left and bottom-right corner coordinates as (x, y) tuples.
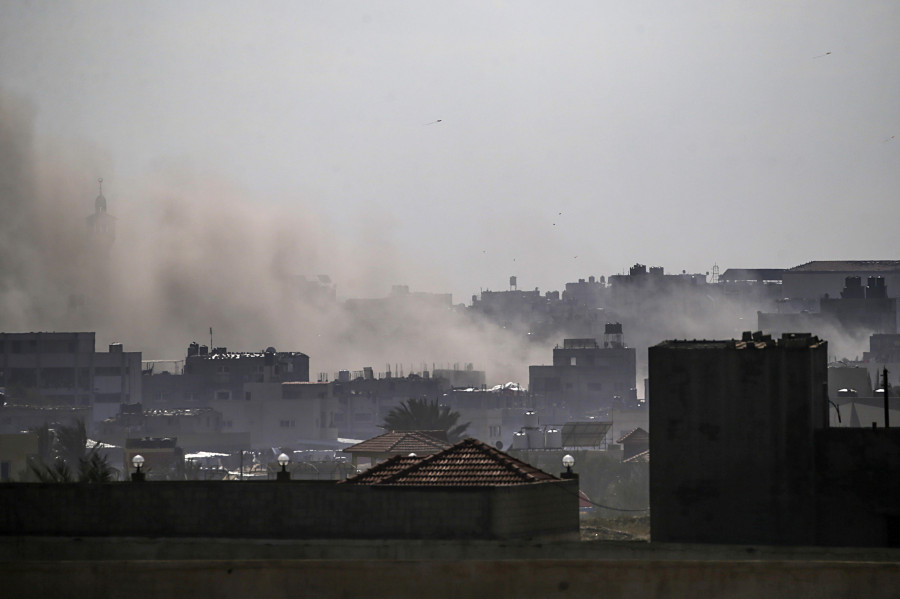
(131, 454), (145, 482)
(277, 452), (291, 481)
(561, 454), (577, 480)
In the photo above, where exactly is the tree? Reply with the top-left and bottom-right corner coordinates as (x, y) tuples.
(380, 398), (470, 442)
(54, 419), (89, 466)
(25, 419), (117, 482)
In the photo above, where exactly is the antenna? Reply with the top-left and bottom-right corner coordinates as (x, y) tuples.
(98, 177), (103, 195)
(710, 263), (719, 284)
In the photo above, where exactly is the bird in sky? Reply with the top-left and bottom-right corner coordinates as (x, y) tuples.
(813, 51), (832, 59)
(424, 119), (442, 125)
(884, 135), (895, 143)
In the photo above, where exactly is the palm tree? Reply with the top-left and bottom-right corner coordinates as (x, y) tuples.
(27, 419), (116, 482)
(380, 398), (470, 442)
(54, 419), (89, 467)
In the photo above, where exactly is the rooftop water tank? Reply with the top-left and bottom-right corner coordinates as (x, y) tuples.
(526, 428), (544, 449)
(512, 431), (528, 450)
(545, 428), (562, 449)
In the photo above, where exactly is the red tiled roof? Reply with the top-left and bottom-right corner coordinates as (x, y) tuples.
(342, 430), (451, 456)
(616, 427), (649, 445)
(342, 438), (559, 486)
(623, 449), (649, 463)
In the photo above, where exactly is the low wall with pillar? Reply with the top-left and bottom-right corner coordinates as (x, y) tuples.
(0, 478), (579, 541)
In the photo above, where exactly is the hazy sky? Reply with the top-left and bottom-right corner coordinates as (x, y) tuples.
(1, 1), (898, 303)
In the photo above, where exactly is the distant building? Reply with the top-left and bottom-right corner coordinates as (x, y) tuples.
(143, 343), (309, 409)
(759, 276), (898, 335)
(608, 264), (708, 289)
(782, 261), (900, 301)
(211, 381), (337, 450)
(562, 276), (607, 307)
(529, 324), (637, 417)
(432, 364), (486, 389)
(0, 332), (141, 424)
(95, 403), (249, 453)
(330, 371), (449, 440)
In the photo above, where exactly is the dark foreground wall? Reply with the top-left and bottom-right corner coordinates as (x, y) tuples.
(815, 428), (900, 547)
(4, 558), (900, 599)
(0, 479), (579, 541)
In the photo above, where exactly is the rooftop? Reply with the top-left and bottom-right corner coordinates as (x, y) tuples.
(342, 430), (451, 456)
(656, 332), (824, 351)
(787, 261), (900, 274)
(617, 427), (649, 445)
(342, 438), (559, 486)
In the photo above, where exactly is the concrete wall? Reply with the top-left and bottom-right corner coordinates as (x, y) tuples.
(4, 535), (900, 598)
(0, 479), (578, 540)
(4, 555), (899, 599)
(815, 428), (900, 546)
(649, 338), (828, 545)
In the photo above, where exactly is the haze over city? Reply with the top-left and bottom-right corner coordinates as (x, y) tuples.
(1, 2), (898, 378)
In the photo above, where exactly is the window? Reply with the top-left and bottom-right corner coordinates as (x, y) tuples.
(570, 357), (577, 366)
(217, 365), (230, 374)
(279, 419), (295, 428)
(215, 390), (231, 400)
(489, 425), (501, 438)
(245, 391), (251, 401)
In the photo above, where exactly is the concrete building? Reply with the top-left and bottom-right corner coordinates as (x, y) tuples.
(330, 371), (450, 440)
(782, 260), (900, 301)
(0, 332), (141, 424)
(650, 331), (900, 546)
(649, 332), (828, 545)
(529, 324), (637, 417)
(759, 276), (898, 337)
(210, 381), (338, 450)
(143, 343), (310, 409)
(95, 403), (250, 453)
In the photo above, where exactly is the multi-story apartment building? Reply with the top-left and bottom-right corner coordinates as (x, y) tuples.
(0, 332), (141, 423)
(529, 323), (637, 417)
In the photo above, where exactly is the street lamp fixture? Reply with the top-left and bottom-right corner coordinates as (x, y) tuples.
(277, 453), (291, 481)
(561, 454), (576, 479)
(131, 454), (145, 482)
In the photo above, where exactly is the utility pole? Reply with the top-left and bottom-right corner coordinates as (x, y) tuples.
(884, 367), (890, 429)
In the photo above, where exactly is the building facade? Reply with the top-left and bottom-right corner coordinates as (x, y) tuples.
(651, 331), (900, 546)
(0, 332), (141, 423)
(529, 324), (637, 417)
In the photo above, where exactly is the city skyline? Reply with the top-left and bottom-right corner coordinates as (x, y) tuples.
(1, 2), (897, 304)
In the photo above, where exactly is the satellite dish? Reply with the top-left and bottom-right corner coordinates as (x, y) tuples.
(495, 441), (503, 450)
